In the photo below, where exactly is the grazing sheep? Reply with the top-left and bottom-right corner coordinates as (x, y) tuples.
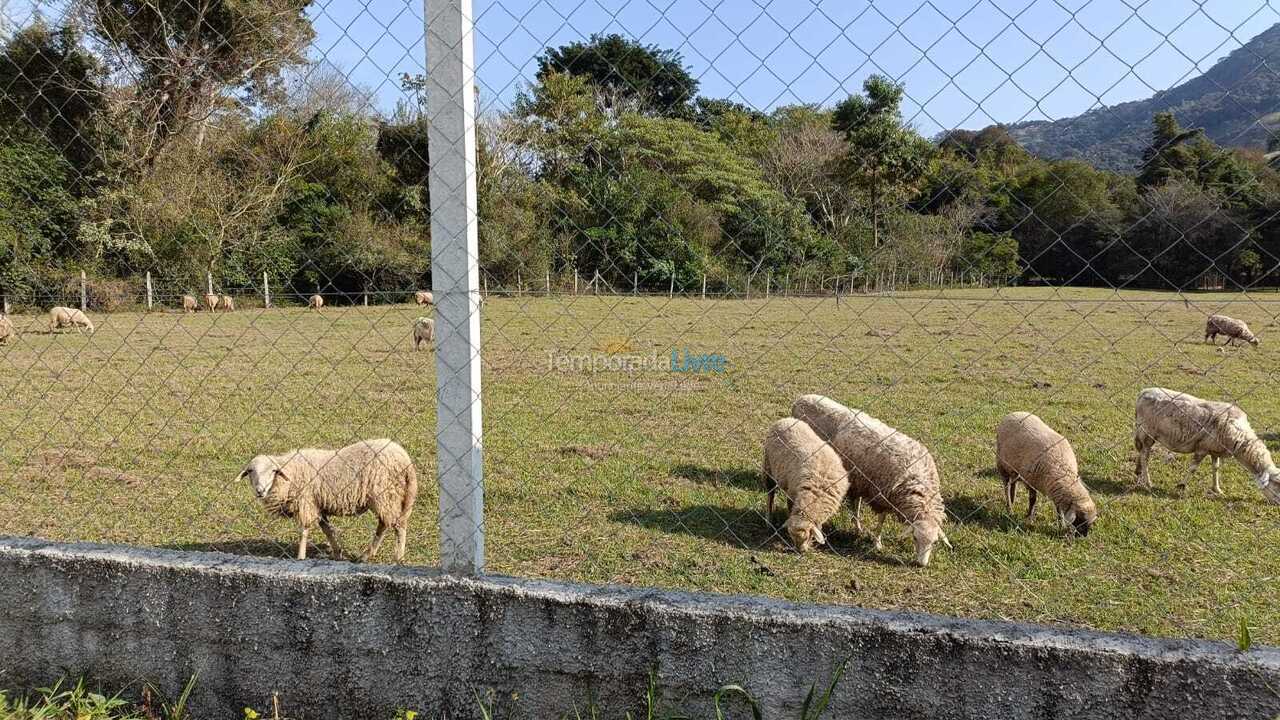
(413, 317), (435, 351)
(203, 293), (218, 312)
(48, 306), (94, 334)
(1135, 387), (1280, 504)
(182, 295), (198, 313)
(219, 294), (235, 312)
(0, 314), (13, 344)
(415, 291), (434, 306)
(995, 412), (1097, 537)
(308, 294), (324, 310)
(791, 394), (871, 534)
(762, 417), (849, 552)
(237, 438), (419, 561)
(794, 395), (950, 566)
(1205, 314), (1259, 346)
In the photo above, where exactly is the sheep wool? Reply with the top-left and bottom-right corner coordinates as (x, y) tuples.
(995, 412), (1097, 536)
(1205, 314), (1259, 346)
(826, 405), (951, 566)
(762, 417), (849, 552)
(0, 315), (13, 344)
(182, 295), (198, 313)
(415, 291), (434, 306)
(238, 438), (419, 561)
(48, 306), (94, 334)
(308, 294), (324, 310)
(203, 293), (218, 312)
(1135, 387), (1280, 504)
(413, 317), (435, 351)
(220, 295), (235, 312)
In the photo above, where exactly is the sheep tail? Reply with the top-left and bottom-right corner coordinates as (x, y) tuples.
(398, 463), (418, 527)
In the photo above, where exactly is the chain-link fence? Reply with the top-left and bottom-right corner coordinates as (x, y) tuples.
(4, 0), (1280, 646)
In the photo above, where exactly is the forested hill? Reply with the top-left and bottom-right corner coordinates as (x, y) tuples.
(1007, 22), (1280, 172)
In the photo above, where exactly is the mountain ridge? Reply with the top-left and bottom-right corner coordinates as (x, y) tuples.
(1005, 22), (1280, 172)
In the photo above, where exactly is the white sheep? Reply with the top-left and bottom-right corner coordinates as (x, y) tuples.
(203, 293), (218, 312)
(762, 417), (849, 552)
(48, 306), (94, 334)
(219, 294), (235, 312)
(793, 394), (951, 566)
(237, 438), (420, 561)
(413, 317), (435, 351)
(182, 295), (198, 313)
(0, 314), (13, 344)
(1205, 314), (1259, 347)
(1135, 387), (1280, 504)
(995, 412), (1097, 536)
(415, 291), (434, 306)
(308, 294), (324, 310)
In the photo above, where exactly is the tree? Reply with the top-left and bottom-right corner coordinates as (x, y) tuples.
(832, 76), (933, 249)
(0, 23), (109, 184)
(1137, 112), (1261, 206)
(535, 34), (698, 116)
(79, 0), (315, 168)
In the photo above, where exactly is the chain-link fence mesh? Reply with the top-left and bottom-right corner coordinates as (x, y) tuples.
(4, 0), (1280, 646)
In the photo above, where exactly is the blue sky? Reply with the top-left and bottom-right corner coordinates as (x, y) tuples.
(8, 0), (1280, 134)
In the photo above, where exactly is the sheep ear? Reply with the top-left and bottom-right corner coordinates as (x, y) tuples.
(233, 465), (249, 483)
(812, 526), (827, 546)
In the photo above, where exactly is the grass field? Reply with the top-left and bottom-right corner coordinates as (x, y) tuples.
(2, 287), (1279, 645)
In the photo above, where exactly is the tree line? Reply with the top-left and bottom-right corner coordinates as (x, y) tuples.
(3, 4), (1279, 308)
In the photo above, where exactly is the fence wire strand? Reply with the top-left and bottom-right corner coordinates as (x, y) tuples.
(2, 0), (1280, 649)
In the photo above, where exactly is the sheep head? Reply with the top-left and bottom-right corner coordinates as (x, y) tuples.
(1064, 495), (1098, 537)
(238, 455), (286, 499)
(909, 520), (946, 567)
(1257, 467), (1280, 505)
(783, 516), (826, 552)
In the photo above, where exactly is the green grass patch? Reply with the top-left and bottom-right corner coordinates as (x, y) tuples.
(1, 288), (1277, 644)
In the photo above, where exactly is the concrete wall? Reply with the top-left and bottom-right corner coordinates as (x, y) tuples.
(0, 537), (1276, 720)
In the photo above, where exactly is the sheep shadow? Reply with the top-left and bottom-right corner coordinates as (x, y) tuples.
(612, 505), (904, 566)
(162, 539), (296, 559)
(945, 493), (1063, 538)
(670, 463), (762, 491)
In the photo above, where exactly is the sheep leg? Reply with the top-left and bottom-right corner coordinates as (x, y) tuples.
(851, 496), (864, 535)
(1211, 456), (1223, 495)
(763, 463), (777, 527)
(297, 527), (309, 560)
(360, 520), (390, 562)
(1182, 453), (1206, 493)
(873, 514), (885, 551)
(1134, 435), (1154, 489)
(393, 525), (407, 562)
(319, 517), (346, 560)
(1024, 487), (1038, 521)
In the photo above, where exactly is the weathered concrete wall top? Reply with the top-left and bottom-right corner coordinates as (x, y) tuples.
(0, 536), (1276, 719)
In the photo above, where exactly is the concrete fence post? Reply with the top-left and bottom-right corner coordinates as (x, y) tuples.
(574, 269), (579, 295)
(206, 272), (213, 297)
(545, 271), (550, 296)
(701, 274), (707, 300)
(145, 271), (153, 310)
(426, 0), (485, 575)
(669, 274), (674, 298)
(2, 296), (9, 315)
(517, 269), (522, 297)
(263, 272), (271, 308)
(80, 270), (87, 311)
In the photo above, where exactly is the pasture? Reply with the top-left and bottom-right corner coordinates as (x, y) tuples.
(1, 287), (1278, 644)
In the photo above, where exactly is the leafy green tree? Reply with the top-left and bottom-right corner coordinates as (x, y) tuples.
(0, 131), (81, 296)
(832, 76), (933, 249)
(535, 33), (698, 116)
(79, 0), (315, 167)
(1137, 112), (1261, 205)
(0, 23), (110, 185)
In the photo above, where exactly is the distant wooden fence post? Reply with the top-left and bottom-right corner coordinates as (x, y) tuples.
(746, 275), (751, 300)
(701, 274), (707, 300)
(2, 296), (9, 315)
(517, 269), (522, 297)
(669, 275), (674, 298)
(766, 271), (771, 300)
(145, 271), (153, 310)
(206, 272), (213, 296)
(545, 271), (550, 296)
(574, 269), (579, 295)
(633, 271), (638, 296)
(263, 272), (271, 308)
(79, 270), (87, 311)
